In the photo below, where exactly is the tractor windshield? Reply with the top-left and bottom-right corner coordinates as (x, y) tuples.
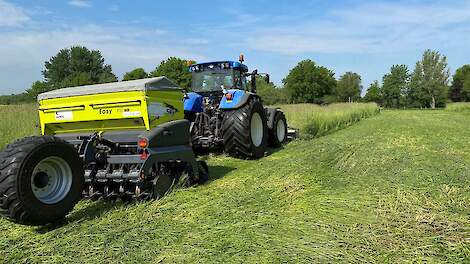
(192, 69), (239, 92)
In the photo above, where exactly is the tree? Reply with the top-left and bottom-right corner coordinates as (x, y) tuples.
(450, 65), (470, 102)
(409, 50), (449, 108)
(254, 78), (288, 105)
(464, 75), (470, 101)
(381, 65), (409, 108)
(407, 70), (430, 108)
(335, 72), (362, 102)
(25, 46), (118, 100)
(283, 59), (336, 104)
(42, 46), (117, 90)
(123, 68), (149, 81)
(99, 71), (119, 83)
(363, 80), (382, 104)
(26, 81), (49, 101)
(151, 57), (195, 89)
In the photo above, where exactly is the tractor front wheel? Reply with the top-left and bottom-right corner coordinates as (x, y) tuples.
(222, 98), (268, 159)
(0, 136), (84, 225)
(268, 111), (288, 147)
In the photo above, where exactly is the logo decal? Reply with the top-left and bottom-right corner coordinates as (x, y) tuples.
(55, 111), (73, 120)
(99, 109), (112, 115)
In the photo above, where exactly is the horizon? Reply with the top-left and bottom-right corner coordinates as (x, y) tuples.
(0, 0), (469, 95)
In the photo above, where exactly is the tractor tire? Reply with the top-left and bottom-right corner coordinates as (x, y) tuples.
(268, 111), (288, 147)
(222, 98), (268, 159)
(0, 136), (84, 225)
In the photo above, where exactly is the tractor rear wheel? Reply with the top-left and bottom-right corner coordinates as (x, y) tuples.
(0, 136), (84, 225)
(221, 98), (268, 159)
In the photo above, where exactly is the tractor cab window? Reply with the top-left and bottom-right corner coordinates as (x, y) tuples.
(242, 74), (248, 90)
(234, 70), (247, 90)
(192, 69), (235, 92)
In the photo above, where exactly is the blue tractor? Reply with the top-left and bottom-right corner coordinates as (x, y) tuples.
(184, 56), (289, 159)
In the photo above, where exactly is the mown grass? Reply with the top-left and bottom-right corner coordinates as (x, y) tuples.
(277, 103), (380, 138)
(0, 105), (469, 263)
(446, 102), (470, 112)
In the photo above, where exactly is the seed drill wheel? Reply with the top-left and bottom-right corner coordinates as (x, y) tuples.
(0, 136), (84, 225)
(222, 98), (268, 159)
(196, 161), (209, 184)
(153, 161), (209, 198)
(268, 111), (288, 147)
(152, 172), (176, 199)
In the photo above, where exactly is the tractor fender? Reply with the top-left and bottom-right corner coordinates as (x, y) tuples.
(219, 90), (256, 110)
(265, 107), (280, 129)
(184, 92), (203, 113)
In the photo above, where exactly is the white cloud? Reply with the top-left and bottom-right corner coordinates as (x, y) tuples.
(68, 0), (91, 8)
(0, 25), (206, 93)
(240, 1), (470, 55)
(0, 25), (202, 65)
(0, 0), (30, 27)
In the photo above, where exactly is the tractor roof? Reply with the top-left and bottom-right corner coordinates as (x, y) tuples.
(190, 61), (249, 72)
(37, 76), (181, 101)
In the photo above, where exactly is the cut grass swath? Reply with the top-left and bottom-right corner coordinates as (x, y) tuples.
(276, 103), (380, 138)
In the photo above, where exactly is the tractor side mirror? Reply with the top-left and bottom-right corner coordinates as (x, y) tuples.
(251, 73), (257, 94)
(264, 74), (270, 84)
(182, 89), (189, 99)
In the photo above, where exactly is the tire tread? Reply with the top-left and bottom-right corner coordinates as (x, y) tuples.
(221, 98), (267, 159)
(0, 136), (80, 225)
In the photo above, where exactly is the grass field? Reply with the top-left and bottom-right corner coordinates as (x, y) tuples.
(277, 103), (380, 138)
(0, 105), (469, 263)
(0, 104), (38, 147)
(446, 102), (470, 112)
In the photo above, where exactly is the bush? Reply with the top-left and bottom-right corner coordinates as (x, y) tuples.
(0, 93), (34, 105)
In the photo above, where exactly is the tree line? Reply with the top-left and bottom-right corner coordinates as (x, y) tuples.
(1, 46), (468, 108)
(362, 50), (466, 109)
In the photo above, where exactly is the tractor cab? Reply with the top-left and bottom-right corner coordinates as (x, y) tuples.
(184, 55), (270, 114)
(189, 60), (249, 94)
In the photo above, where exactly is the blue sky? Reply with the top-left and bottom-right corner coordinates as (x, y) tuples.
(0, 0), (469, 95)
